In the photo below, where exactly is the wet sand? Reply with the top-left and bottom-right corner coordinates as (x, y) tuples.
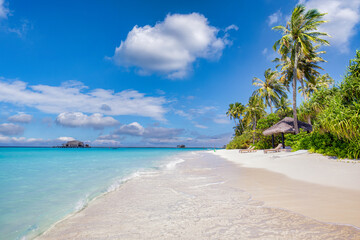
(37, 151), (360, 239)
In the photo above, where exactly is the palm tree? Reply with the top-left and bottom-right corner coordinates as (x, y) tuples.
(275, 96), (292, 118)
(275, 46), (326, 91)
(244, 95), (265, 144)
(226, 103), (237, 127)
(252, 68), (287, 114)
(273, 4), (329, 133)
(298, 100), (313, 124)
(226, 102), (246, 135)
(300, 73), (334, 101)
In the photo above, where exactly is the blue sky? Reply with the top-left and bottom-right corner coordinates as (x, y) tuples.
(0, 0), (359, 147)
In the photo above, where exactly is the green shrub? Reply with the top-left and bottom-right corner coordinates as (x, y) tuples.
(253, 114), (281, 149)
(284, 130), (360, 159)
(226, 132), (252, 149)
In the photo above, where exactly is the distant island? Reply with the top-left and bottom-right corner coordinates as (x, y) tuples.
(55, 140), (90, 148)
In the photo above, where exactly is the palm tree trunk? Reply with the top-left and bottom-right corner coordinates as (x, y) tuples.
(252, 115), (257, 145)
(269, 99), (273, 114)
(239, 118), (244, 134)
(307, 115), (311, 125)
(293, 49), (299, 134)
(300, 79), (305, 100)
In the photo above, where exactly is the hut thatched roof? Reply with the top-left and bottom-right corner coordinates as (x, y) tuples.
(263, 117), (312, 136)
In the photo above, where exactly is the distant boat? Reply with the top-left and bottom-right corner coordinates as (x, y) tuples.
(177, 145), (185, 148)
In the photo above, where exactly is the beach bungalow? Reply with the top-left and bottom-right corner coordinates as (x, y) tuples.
(262, 117), (312, 148)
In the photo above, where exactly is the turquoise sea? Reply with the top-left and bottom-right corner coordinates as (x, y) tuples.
(0, 147), (201, 240)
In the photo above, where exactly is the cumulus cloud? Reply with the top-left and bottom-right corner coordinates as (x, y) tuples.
(113, 122), (145, 136)
(8, 112), (33, 123)
(56, 136), (75, 142)
(302, 0), (360, 51)
(0, 79), (167, 121)
(112, 122), (184, 138)
(0, 123), (24, 135)
(112, 13), (235, 79)
(96, 122), (231, 147)
(0, 135), (42, 145)
(56, 112), (119, 129)
(99, 122), (184, 142)
(0, 0), (9, 19)
(268, 10), (283, 26)
(0, 135), (81, 146)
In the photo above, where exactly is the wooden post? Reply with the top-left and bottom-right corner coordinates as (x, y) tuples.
(282, 133), (285, 148)
(271, 135), (275, 148)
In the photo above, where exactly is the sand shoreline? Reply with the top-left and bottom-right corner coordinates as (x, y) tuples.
(36, 150), (360, 239)
(213, 149), (360, 191)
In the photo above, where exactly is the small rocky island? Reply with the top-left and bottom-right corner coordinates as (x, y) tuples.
(177, 145), (185, 148)
(55, 140), (90, 148)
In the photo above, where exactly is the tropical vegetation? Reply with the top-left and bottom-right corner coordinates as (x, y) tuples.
(226, 4), (360, 159)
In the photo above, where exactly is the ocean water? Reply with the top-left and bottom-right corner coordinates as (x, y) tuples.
(0, 147), (201, 240)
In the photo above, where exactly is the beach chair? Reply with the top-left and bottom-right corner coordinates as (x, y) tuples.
(239, 146), (255, 153)
(264, 143), (283, 154)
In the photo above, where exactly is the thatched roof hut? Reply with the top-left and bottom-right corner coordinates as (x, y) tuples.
(262, 117), (312, 148)
(263, 117), (312, 136)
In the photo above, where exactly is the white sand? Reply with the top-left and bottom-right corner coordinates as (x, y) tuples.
(213, 149), (360, 191)
(37, 151), (360, 239)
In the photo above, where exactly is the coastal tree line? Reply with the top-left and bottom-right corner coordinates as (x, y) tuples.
(226, 4), (360, 159)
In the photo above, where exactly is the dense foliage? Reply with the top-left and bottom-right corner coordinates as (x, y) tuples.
(226, 4), (359, 159)
(226, 132), (252, 149)
(285, 131), (360, 159)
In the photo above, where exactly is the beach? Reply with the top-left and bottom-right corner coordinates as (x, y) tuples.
(37, 150), (360, 239)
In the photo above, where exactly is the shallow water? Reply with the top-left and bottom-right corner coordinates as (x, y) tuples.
(0, 147), (200, 240)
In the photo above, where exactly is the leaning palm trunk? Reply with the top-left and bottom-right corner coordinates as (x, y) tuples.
(239, 118), (244, 134)
(293, 51), (300, 134)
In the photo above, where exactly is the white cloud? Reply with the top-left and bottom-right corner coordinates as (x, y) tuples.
(225, 24), (239, 32)
(302, 0), (360, 51)
(92, 139), (121, 146)
(144, 126), (184, 138)
(175, 106), (217, 120)
(0, 0), (9, 19)
(0, 135), (42, 145)
(0, 123), (24, 135)
(56, 136), (75, 142)
(262, 48), (268, 55)
(112, 13), (235, 79)
(103, 122), (184, 139)
(194, 123), (208, 129)
(268, 10), (283, 26)
(8, 112), (32, 123)
(213, 114), (231, 124)
(174, 109), (192, 119)
(56, 112), (119, 129)
(0, 79), (167, 121)
(0, 135), (80, 146)
(113, 122), (145, 136)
